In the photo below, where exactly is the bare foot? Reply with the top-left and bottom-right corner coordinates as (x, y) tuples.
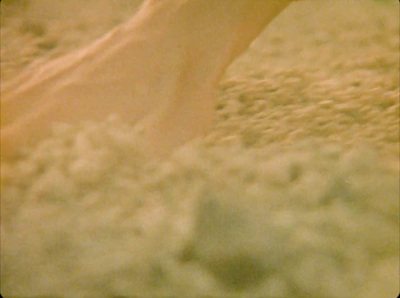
(1, 0), (295, 160)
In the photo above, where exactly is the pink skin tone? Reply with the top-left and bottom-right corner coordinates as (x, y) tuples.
(1, 0), (296, 159)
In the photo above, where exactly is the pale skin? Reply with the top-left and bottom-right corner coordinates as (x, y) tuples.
(1, 0), (297, 159)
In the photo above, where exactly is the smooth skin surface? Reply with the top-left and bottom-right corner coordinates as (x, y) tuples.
(1, 0), (296, 159)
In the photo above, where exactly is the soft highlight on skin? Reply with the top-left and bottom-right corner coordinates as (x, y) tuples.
(1, 1), (398, 297)
(1, 0), (295, 159)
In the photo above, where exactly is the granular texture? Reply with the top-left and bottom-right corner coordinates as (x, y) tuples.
(1, 0), (398, 297)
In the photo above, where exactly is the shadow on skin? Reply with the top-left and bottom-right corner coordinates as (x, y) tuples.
(1, 0), (296, 160)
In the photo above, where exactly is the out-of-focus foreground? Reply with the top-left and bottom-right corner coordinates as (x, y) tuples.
(1, 0), (399, 297)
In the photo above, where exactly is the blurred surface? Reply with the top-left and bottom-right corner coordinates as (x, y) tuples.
(1, 0), (399, 297)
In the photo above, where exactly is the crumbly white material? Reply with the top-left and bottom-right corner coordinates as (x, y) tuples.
(1, 0), (398, 297)
(1, 123), (398, 297)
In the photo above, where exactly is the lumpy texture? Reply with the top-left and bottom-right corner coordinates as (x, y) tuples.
(1, 0), (398, 297)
